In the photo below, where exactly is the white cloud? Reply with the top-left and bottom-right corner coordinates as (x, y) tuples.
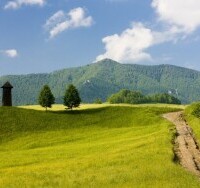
(96, 23), (153, 63)
(1, 49), (18, 58)
(4, 0), (46, 10)
(96, 22), (176, 63)
(96, 0), (200, 64)
(44, 7), (93, 39)
(152, 0), (200, 33)
(44, 10), (65, 30)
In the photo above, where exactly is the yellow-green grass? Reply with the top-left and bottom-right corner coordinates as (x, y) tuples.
(0, 105), (199, 187)
(19, 103), (186, 111)
(185, 103), (200, 140)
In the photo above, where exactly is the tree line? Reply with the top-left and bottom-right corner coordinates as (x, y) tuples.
(38, 84), (81, 111)
(107, 89), (181, 105)
(38, 86), (181, 111)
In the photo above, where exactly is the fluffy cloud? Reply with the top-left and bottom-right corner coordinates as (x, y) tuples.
(96, 22), (175, 63)
(152, 0), (200, 33)
(4, 0), (46, 10)
(97, 0), (200, 63)
(44, 11), (65, 30)
(1, 49), (18, 58)
(96, 23), (153, 62)
(44, 7), (93, 39)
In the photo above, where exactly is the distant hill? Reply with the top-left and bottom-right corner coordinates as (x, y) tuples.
(1, 59), (200, 105)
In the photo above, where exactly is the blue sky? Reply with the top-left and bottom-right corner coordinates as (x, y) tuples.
(1, 0), (200, 75)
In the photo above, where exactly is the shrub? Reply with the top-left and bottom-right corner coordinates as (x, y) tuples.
(94, 98), (102, 104)
(191, 103), (200, 118)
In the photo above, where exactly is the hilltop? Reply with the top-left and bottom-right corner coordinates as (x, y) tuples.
(1, 59), (200, 105)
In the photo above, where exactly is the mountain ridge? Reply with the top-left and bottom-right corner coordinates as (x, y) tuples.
(1, 59), (200, 105)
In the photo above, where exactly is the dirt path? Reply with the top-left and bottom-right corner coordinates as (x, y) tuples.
(163, 111), (200, 176)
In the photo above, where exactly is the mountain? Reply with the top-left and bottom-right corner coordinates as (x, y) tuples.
(0, 59), (200, 105)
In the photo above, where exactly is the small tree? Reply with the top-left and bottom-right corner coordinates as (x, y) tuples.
(38, 85), (55, 112)
(64, 84), (81, 110)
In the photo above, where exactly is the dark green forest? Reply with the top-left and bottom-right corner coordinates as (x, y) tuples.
(0, 59), (200, 105)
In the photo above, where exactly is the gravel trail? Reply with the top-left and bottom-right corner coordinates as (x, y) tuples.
(163, 111), (200, 176)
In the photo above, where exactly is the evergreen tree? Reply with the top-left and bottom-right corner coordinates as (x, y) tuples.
(38, 85), (55, 111)
(64, 84), (81, 110)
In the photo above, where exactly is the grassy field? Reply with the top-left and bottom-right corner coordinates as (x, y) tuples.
(0, 104), (199, 187)
(185, 103), (200, 140)
(19, 103), (186, 111)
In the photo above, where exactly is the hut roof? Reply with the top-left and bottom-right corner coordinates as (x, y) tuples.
(1, 82), (13, 88)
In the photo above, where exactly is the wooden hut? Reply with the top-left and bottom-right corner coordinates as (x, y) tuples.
(1, 82), (13, 106)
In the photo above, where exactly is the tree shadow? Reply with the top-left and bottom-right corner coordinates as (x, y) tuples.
(50, 106), (109, 115)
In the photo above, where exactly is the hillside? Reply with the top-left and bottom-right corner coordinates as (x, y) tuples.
(1, 59), (200, 105)
(0, 105), (200, 187)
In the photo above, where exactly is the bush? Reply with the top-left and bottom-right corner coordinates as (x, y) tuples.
(94, 98), (102, 104)
(191, 103), (200, 118)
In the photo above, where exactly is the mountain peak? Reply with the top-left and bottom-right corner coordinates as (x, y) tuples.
(96, 58), (120, 65)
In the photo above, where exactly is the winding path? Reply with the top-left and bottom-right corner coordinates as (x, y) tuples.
(163, 111), (200, 176)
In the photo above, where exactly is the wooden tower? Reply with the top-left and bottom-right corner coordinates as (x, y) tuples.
(1, 82), (13, 106)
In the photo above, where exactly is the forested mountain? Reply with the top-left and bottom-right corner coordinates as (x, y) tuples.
(1, 59), (200, 105)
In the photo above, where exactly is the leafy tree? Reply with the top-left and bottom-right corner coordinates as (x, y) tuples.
(148, 93), (181, 104)
(64, 84), (81, 110)
(108, 89), (147, 104)
(38, 85), (55, 111)
(107, 89), (181, 105)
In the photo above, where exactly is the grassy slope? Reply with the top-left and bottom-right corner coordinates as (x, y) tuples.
(0, 105), (199, 187)
(185, 103), (200, 140)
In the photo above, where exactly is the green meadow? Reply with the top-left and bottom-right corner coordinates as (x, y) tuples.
(0, 104), (199, 187)
(185, 103), (200, 140)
